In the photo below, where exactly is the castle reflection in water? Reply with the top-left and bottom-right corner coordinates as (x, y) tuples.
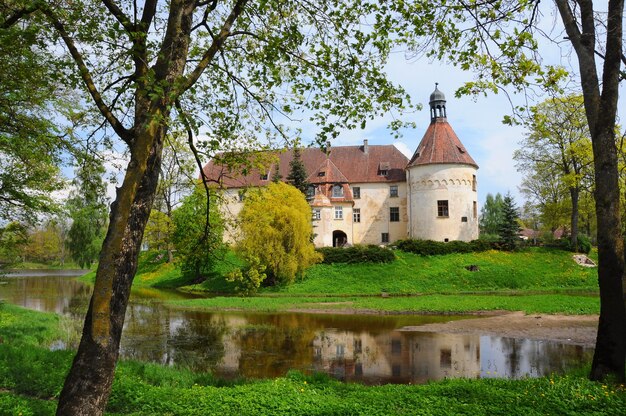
(1, 275), (593, 385)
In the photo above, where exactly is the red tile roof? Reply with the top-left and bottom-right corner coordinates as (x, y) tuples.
(407, 118), (478, 169)
(202, 144), (409, 188)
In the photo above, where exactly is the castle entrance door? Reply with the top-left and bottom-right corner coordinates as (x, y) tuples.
(332, 230), (348, 247)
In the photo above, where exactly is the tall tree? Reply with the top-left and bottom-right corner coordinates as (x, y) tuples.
(148, 133), (196, 262)
(66, 155), (109, 269)
(0, 222), (28, 265)
(0, 18), (67, 222)
(387, 0), (625, 383)
(286, 148), (310, 195)
(172, 184), (224, 282)
(499, 193), (522, 251)
(2, 2), (414, 413)
(479, 193), (504, 236)
(514, 95), (594, 251)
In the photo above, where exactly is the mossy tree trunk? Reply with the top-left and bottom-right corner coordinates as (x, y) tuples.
(556, 0), (626, 382)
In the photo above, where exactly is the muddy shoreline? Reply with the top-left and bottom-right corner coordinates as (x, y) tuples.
(287, 308), (599, 347)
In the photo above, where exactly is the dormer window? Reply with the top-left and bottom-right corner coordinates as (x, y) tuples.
(318, 171), (325, 177)
(332, 184), (344, 198)
(378, 162), (390, 176)
(260, 173), (268, 180)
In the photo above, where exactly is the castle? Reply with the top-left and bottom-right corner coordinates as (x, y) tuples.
(202, 85), (479, 247)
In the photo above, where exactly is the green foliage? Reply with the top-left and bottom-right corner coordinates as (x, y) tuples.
(0, 22), (67, 222)
(546, 235), (592, 255)
(499, 193), (522, 251)
(480, 193), (504, 235)
(234, 182), (322, 287)
(66, 156), (108, 268)
(21, 218), (69, 265)
(395, 239), (492, 256)
(0, 222), (28, 265)
(514, 95), (595, 244)
(172, 185), (225, 282)
(317, 245), (396, 264)
(143, 210), (174, 253)
(286, 148), (310, 194)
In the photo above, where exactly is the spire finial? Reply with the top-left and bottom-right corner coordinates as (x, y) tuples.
(429, 83), (447, 121)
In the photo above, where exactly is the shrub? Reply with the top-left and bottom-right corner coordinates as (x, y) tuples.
(546, 235), (592, 254)
(395, 239), (494, 256)
(317, 245), (395, 264)
(576, 234), (592, 254)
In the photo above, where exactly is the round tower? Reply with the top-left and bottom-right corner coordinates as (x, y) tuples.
(406, 85), (479, 242)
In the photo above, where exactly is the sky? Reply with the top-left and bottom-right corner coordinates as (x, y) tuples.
(325, 55), (529, 205)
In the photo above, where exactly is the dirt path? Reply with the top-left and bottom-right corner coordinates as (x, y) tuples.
(399, 311), (599, 347)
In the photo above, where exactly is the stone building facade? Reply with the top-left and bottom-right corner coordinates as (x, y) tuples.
(202, 86), (479, 247)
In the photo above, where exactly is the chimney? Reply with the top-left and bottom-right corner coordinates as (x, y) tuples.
(363, 139), (369, 154)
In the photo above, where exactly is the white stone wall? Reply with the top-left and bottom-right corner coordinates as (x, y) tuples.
(350, 182), (408, 246)
(406, 164), (479, 242)
(219, 189), (245, 244)
(219, 181), (410, 248)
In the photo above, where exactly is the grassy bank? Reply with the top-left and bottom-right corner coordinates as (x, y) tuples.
(1, 304), (624, 415)
(78, 247), (600, 315)
(169, 293), (599, 315)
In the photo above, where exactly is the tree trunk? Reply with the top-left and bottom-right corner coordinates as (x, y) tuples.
(589, 125), (626, 382)
(569, 187), (579, 251)
(56, 127), (164, 415)
(556, 0), (626, 382)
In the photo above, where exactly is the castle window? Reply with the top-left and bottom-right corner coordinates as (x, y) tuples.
(381, 233), (389, 243)
(390, 185), (398, 198)
(461, 216), (468, 222)
(353, 186), (360, 199)
(353, 208), (361, 223)
(312, 209), (321, 221)
(472, 175), (477, 191)
(390, 207), (400, 222)
(473, 201), (477, 218)
(306, 185), (316, 199)
(318, 171), (325, 177)
(334, 206), (343, 220)
(437, 200), (449, 217)
(440, 349), (452, 369)
(392, 339), (402, 355)
(379, 169), (388, 176)
(332, 184), (344, 198)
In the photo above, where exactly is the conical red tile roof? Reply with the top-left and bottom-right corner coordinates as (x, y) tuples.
(407, 118), (478, 169)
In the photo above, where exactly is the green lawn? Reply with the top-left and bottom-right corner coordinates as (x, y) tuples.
(0, 304), (623, 416)
(78, 247), (600, 315)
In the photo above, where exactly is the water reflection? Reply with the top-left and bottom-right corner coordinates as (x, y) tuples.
(0, 274), (593, 384)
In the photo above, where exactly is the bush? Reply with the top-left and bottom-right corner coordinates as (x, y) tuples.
(317, 245), (395, 264)
(546, 235), (592, 254)
(395, 239), (494, 256)
(576, 234), (592, 254)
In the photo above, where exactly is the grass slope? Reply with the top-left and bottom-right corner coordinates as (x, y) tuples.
(79, 247), (600, 315)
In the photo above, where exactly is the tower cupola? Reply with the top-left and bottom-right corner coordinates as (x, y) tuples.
(429, 83), (447, 121)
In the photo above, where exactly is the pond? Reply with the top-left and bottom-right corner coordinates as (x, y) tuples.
(0, 272), (593, 385)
